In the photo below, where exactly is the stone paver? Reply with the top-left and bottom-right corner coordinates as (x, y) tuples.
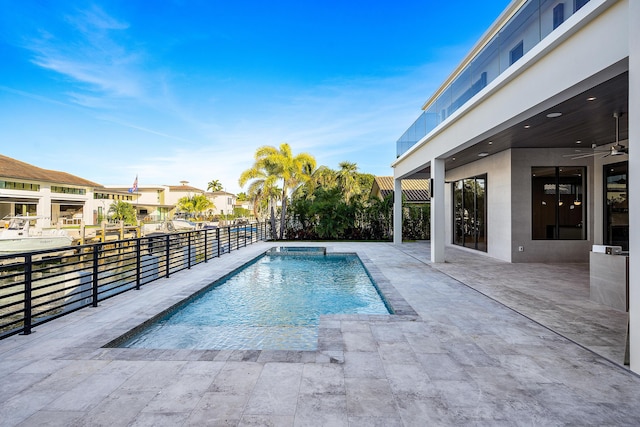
(1, 241), (640, 426)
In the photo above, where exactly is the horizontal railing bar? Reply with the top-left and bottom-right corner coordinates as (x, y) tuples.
(0, 222), (269, 339)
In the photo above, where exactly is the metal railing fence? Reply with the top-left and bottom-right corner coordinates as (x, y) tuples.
(0, 222), (269, 339)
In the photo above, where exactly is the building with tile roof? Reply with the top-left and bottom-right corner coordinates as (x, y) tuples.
(0, 155), (239, 226)
(0, 154), (130, 228)
(370, 176), (430, 204)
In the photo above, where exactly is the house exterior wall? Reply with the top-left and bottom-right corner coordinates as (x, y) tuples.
(210, 193), (236, 216)
(510, 148), (594, 263)
(0, 181), (95, 228)
(445, 150), (512, 262)
(391, 0), (638, 372)
(394, 0), (629, 182)
(426, 132), (630, 266)
(393, 0), (630, 264)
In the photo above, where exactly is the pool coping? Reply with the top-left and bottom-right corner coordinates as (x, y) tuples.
(92, 244), (419, 364)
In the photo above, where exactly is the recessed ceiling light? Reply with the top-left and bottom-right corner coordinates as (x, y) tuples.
(546, 112), (562, 118)
(452, 157), (456, 161)
(478, 152), (489, 157)
(488, 141), (493, 145)
(576, 140), (582, 144)
(524, 125), (531, 129)
(587, 96), (597, 101)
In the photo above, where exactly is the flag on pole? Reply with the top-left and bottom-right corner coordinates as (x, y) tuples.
(128, 175), (138, 193)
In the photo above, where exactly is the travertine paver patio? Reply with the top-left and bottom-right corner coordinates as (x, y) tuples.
(1, 241), (639, 426)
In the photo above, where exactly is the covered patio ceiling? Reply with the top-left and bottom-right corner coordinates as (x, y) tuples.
(408, 71), (629, 178)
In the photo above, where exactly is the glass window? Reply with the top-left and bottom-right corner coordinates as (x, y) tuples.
(453, 181), (464, 246)
(575, 0), (589, 12)
(532, 167), (586, 240)
(51, 186), (86, 195)
(604, 162), (628, 251)
(452, 175), (487, 251)
(553, 3), (565, 29)
(0, 180), (40, 191)
(14, 203), (37, 216)
(510, 41), (524, 65)
(396, 0), (593, 158)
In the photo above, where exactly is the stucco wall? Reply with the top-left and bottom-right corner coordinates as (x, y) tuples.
(445, 150), (512, 262)
(444, 146), (622, 263)
(510, 148), (594, 263)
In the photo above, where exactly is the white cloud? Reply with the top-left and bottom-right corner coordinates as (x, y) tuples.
(4, 3), (456, 195)
(26, 6), (144, 101)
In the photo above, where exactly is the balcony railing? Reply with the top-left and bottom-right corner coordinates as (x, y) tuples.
(0, 222), (269, 339)
(396, 0), (591, 157)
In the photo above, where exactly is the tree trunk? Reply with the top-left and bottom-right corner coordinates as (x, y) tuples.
(280, 189), (287, 239)
(269, 199), (277, 240)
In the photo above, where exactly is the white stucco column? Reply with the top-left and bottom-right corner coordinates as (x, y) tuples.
(393, 177), (403, 245)
(37, 185), (52, 228)
(628, 0), (640, 373)
(431, 158), (445, 263)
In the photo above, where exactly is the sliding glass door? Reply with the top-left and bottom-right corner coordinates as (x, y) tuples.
(452, 175), (487, 252)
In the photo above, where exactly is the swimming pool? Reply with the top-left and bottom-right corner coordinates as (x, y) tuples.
(115, 249), (391, 351)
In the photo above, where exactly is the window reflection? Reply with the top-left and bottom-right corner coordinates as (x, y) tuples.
(531, 166), (586, 240)
(452, 175), (487, 251)
(605, 162), (628, 251)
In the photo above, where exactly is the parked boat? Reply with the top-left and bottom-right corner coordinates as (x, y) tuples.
(171, 219), (197, 231)
(0, 215), (74, 253)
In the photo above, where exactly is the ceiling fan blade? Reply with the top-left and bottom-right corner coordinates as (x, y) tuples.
(570, 153), (598, 159)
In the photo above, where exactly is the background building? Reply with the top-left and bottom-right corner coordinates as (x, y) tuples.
(0, 154), (104, 228)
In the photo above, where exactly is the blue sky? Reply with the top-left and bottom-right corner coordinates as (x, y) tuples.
(0, 0), (508, 193)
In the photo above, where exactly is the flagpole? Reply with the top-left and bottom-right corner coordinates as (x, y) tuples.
(136, 174), (139, 222)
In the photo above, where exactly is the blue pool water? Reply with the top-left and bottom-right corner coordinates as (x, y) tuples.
(119, 251), (390, 350)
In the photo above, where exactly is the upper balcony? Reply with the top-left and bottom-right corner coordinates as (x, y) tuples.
(396, 0), (591, 158)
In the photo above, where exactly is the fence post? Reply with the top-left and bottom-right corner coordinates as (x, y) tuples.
(136, 238), (141, 290)
(92, 246), (99, 307)
(21, 254), (33, 335)
(165, 234), (170, 278)
(217, 228), (220, 257)
(204, 229), (208, 262)
(188, 232), (192, 269)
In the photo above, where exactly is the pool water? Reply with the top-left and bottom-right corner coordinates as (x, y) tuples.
(119, 251), (390, 350)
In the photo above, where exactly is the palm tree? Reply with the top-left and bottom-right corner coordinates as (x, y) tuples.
(192, 194), (214, 218)
(336, 161), (360, 203)
(207, 179), (223, 192)
(239, 143), (315, 239)
(294, 165), (337, 200)
(177, 194), (213, 219)
(108, 200), (137, 225)
(177, 196), (196, 216)
(239, 165), (280, 238)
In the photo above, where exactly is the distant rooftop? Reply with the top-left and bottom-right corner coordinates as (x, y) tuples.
(0, 154), (103, 188)
(166, 184), (206, 193)
(371, 176), (430, 202)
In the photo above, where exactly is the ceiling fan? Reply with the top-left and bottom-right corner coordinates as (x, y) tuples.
(565, 112), (627, 159)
